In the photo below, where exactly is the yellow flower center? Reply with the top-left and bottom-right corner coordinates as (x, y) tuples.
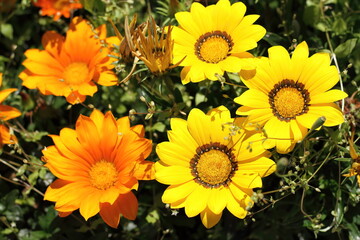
(63, 62), (89, 85)
(89, 160), (118, 190)
(195, 31), (233, 64)
(191, 143), (237, 188)
(274, 88), (304, 117)
(197, 150), (232, 185)
(269, 79), (310, 122)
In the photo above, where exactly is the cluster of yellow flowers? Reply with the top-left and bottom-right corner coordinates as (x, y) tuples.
(1, 0), (352, 230)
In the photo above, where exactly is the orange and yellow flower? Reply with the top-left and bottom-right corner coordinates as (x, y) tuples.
(20, 17), (118, 104)
(234, 41), (348, 153)
(43, 109), (154, 228)
(0, 73), (21, 146)
(32, 0), (82, 21)
(155, 106), (275, 228)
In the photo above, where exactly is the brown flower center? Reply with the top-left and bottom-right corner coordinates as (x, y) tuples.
(89, 160), (118, 190)
(195, 31), (233, 64)
(191, 142), (237, 188)
(268, 79), (310, 122)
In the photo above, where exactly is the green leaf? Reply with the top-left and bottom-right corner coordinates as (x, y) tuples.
(332, 18), (347, 35)
(0, 23), (13, 39)
(1, 228), (14, 235)
(28, 171), (39, 186)
(262, 32), (286, 46)
(147, 122), (166, 132)
(38, 207), (57, 230)
(80, 0), (105, 14)
(20, 130), (49, 142)
(17, 164), (28, 176)
(332, 188), (344, 227)
(303, 5), (320, 27)
(334, 38), (358, 58)
(146, 209), (159, 224)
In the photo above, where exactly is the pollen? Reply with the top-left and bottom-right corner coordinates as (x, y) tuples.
(191, 142), (237, 188)
(268, 79), (310, 122)
(89, 160), (118, 190)
(195, 31), (233, 64)
(197, 150), (232, 185)
(63, 62), (90, 85)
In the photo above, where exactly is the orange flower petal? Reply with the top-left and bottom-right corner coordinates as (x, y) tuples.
(76, 115), (102, 161)
(0, 105), (21, 121)
(99, 192), (138, 228)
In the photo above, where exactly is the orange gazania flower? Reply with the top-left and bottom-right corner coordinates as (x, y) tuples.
(43, 109), (154, 228)
(32, 0), (82, 21)
(19, 17), (118, 104)
(0, 73), (21, 146)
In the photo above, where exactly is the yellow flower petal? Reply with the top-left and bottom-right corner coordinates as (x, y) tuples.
(187, 108), (211, 146)
(268, 45), (292, 80)
(238, 156), (276, 177)
(200, 207), (223, 229)
(207, 187), (228, 214)
(290, 119), (308, 142)
(156, 142), (192, 167)
(79, 190), (102, 220)
(263, 117), (291, 140)
(234, 89), (269, 108)
(175, 11), (201, 37)
(155, 163), (193, 185)
(310, 89), (348, 104)
(226, 190), (247, 219)
(290, 41), (308, 81)
(162, 181), (197, 204)
(232, 172), (262, 189)
(308, 103), (345, 127)
(99, 187), (121, 205)
(184, 184), (210, 217)
(228, 182), (251, 202)
(217, 56), (243, 73)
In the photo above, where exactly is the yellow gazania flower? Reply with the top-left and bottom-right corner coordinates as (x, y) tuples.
(19, 17), (118, 104)
(32, 0), (82, 21)
(155, 106), (276, 228)
(43, 109), (154, 228)
(234, 41), (348, 153)
(172, 0), (266, 84)
(133, 18), (182, 75)
(0, 73), (21, 146)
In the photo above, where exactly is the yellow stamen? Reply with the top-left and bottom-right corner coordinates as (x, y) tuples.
(269, 79), (310, 121)
(274, 88), (305, 119)
(196, 150), (232, 186)
(89, 160), (118, 190)
(195, 31), (233, 64)
(63, 62), (89, 85)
